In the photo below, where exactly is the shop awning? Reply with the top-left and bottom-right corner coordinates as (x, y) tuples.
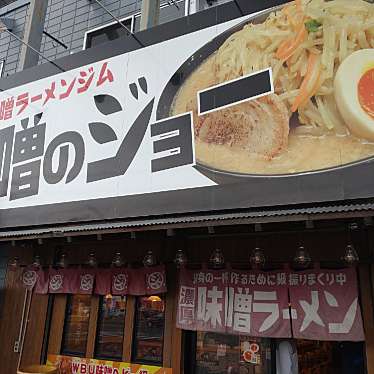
(1, 199), (374, 241)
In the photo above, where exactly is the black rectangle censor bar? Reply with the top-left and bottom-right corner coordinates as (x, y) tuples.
(198, 68), (273, 115)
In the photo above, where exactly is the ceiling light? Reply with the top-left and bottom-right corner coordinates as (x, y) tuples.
(293, 246), (311, 269)
(209, 248), (225, 269)
(86, 251), (98, 268)
(342, 244), (359, 266)
(111, 252), (124, 268)
(174, 249), (188, 268)
(250, 247), (266, 269)
(143, 250), (157, 267)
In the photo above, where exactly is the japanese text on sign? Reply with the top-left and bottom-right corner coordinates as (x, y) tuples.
(177, 268), (364, 341)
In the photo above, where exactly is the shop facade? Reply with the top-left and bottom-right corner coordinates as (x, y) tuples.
(1, 0), (374, 373)
(1, 217), (374, 374)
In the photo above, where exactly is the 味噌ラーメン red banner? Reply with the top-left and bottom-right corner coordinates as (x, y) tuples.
(21, 265), (167, 296)
(288, 268), (365, 341)
(177, 268), (291, 338)
(176, 268), (364, 341)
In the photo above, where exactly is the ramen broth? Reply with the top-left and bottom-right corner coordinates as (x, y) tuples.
(171, 54), (374, 175)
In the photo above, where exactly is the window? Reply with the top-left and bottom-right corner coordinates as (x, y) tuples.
(195, 332), (272, 374)
(83, 16), (134, 50)
(132, 295), (165, 365)
(95, 295), (127, 360)
(61, 295), (91, 356)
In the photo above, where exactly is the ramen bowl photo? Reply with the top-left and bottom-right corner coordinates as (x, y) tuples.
(158, 0), (374, 181)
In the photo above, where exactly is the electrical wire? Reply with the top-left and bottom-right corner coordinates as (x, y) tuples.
(0, 26), (65, 72)
(167, 0), (180, 10)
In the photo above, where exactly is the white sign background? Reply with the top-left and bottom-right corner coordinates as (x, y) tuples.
(0, 13), (264, 211)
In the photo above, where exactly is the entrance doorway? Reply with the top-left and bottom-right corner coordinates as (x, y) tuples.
(184, 332), (366, 374)
(185, 332), (274, 374)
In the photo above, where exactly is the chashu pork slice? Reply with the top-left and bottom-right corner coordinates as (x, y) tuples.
(194, 94), (290, 159)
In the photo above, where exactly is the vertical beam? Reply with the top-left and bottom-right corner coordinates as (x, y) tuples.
(185, 0), (199, 15)
(47, 295), (67, 356)
(0, 267), (27, 374)
(163, 265), (175, 367)
(123, 296), (136, 361)
(18, 0), (48, 70)
(86, 296), (100, 358)
(170, 266), (182, 374)
(20, 293), (49, 367)
(140, 0), (160, 31)
(359, 265), (374, 373)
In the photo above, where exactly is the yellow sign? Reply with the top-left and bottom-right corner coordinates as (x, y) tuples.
(47, 355), (172, 374)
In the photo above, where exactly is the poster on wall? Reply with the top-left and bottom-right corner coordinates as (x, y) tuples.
(1, 0), (374, 228)
(176, 267), (365, 341)
(47, 355), (172, 374)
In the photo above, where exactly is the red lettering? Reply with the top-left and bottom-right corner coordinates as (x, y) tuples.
(72, 362), (80, 373)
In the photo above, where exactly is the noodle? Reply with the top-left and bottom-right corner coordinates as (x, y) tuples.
(212, 0), (374, 134)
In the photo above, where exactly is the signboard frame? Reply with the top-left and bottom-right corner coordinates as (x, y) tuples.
(1, 0), (374, 229)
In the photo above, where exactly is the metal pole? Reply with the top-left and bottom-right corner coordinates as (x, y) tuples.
(91, 0), (144, 47)
(17, 289), (32, 371)
(140, 0), (160, 31)
(18, 0), (48, 70)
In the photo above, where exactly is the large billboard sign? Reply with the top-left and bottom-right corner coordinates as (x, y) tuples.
(1, 0), (374, 228)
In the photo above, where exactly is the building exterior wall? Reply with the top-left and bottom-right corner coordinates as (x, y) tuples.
(0, 0), (30, 77)
(0, 0), (230, 78)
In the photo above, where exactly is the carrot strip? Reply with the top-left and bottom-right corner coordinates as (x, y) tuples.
(276, 22), (307, 61)
(291, 53), (321, 112)
(299, 73), (321, 107)
(284, 5), (297, 29)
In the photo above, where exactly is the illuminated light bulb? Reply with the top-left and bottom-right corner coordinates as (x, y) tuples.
(148, 295), (162, 302)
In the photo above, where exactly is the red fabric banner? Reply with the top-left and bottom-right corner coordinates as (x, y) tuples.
(288, 268), (365, 341)
(177, 268), (364, 341)
(145, 265), (167, 295)
(177, 268), (290, 338)
(34, 268), (49, 294)
(21, 266), (39, 291)
(49, 269), (72, 294)
(75, 269), (95, 295)
(127, 268), (146, 296)
(94, 268), (112, 296)
(22, 266), (168, 296)
(111, 268), (129, 296)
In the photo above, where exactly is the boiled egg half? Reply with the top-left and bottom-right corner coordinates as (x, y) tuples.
(334, 49), (374, 141)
